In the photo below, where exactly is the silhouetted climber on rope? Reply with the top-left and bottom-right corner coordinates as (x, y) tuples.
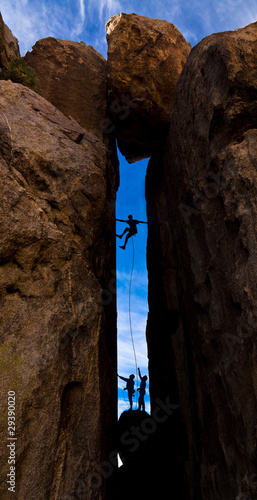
(137, 368), (148, 411)
(117, 373), (135, 410)
(116, 215), (147, 250)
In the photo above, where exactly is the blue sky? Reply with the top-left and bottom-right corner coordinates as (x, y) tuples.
(116, 154), (148, 414)
(2, 0), (257, 415)
(2, 0), (257, 58)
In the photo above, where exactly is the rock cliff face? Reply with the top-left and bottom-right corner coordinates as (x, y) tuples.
(24, 38), (108, 141)
(146, 21), (257, 499)
(106, 13), (191, 162)
(0, 13), (20, 68)
(1, 10), (257, 500)
(0, 80), (118, 499)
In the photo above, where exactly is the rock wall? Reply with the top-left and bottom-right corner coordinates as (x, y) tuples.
(2, 10), (257, 500)
(0, 79), (118, 499)
(146, 21), (257, 499)
(106, 13), (191, 162)
(24, 38), (108, 142)
(0, 13), (20, 68)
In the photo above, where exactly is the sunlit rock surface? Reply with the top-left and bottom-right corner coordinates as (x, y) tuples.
(106, 13), (191, 162)
(0, 80), (118, 500)
(0, 13), (20, 68)
(25, 37), (108, 141)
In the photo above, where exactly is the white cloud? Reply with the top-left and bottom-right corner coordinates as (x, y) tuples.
(3, 0), (256, 64)
(70, 0), (86, 37)
(117, 269), (148, 292)
(99, 0), (122, 22)
(137, 0), (182, 22)
(87, 0), (122, 24)
(0, 0), (87, 55)
(79, 0), (85, 23)
(117, 290), (148, 378)
(118, 318), (148, 371)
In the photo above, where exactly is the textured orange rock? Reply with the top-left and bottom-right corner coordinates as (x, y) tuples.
(106, 13), (191, 162)
(25, 38), (108, 141)
(0, 80), (117, 500)
(146, 22), (257, 499)
(0, 13), (20, 68)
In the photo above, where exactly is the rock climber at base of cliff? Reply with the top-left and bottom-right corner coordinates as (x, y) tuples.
(137, 367), (148, 411)
(117, 373), (135, 410)
(116, 215), (148, 249)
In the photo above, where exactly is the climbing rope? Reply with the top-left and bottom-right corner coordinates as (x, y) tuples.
(128, 236), (139, 391)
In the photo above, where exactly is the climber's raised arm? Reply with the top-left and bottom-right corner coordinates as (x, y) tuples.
(116, 219), (127, 223)
(117, 374), (128, 382)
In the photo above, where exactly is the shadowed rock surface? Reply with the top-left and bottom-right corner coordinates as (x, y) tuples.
(25, 38), (108, 141)
(106, 13), (191, 163)
(0, 80), (118, 500)
(146, 21), (257, 499)
(0, 13), (20, 68)
(108, 409), (187, 499)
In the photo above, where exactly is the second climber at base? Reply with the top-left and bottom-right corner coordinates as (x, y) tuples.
(116, 215), (147, 250)
(137, 367), (148, 411)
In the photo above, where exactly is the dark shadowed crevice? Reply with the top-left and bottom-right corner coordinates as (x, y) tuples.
(108, 147), (189, 499)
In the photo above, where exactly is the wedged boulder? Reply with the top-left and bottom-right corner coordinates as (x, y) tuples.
(0, 80), (117, 500)
(106, 13), (191, 162)
(0, 13), (20, 68)
(146, 22), (257, 499)
(24, 38), (108, 141)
